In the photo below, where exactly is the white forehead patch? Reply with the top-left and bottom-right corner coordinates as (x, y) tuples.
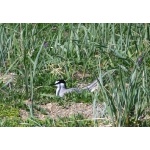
(55, 81), (59, 84)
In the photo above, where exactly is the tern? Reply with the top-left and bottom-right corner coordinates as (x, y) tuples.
(52, 79), (99, 97)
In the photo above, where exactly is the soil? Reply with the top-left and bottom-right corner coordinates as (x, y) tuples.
(20, 101), (106, 121)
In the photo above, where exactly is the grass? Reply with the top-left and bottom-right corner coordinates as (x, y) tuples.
(0, 115), (94, 127)
(0, 23), (150, 127)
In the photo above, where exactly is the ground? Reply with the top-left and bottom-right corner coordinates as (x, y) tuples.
(22, 100), (106, 120)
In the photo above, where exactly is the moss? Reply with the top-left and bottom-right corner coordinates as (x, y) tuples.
(0, 104), (20, 118)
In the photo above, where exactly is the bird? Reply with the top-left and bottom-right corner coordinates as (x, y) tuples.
(82, 79), (99, 92)
(51, 79), (100, 97)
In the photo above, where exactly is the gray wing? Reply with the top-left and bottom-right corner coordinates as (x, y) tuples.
(62, 88), (80, 96)
(82, 79), (98, 92)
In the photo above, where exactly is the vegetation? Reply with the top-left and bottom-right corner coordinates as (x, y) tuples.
(0, 23), (150, 127)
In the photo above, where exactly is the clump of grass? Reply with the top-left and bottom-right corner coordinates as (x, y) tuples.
(97, 52), (150, 126)
(0, 117), (22, 127)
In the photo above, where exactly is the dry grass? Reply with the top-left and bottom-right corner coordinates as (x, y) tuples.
(0, 72), (16, 86)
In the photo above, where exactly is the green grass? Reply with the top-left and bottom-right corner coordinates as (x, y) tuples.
(0, 23), (150, 126)
(0, 114), (94, 127)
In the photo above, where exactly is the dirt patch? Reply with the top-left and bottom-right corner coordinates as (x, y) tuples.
(19, 109), (29, 120)
(41, 102), (93, 119)
(20, 101), (106, 120)
(19, 108), (46, 121)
